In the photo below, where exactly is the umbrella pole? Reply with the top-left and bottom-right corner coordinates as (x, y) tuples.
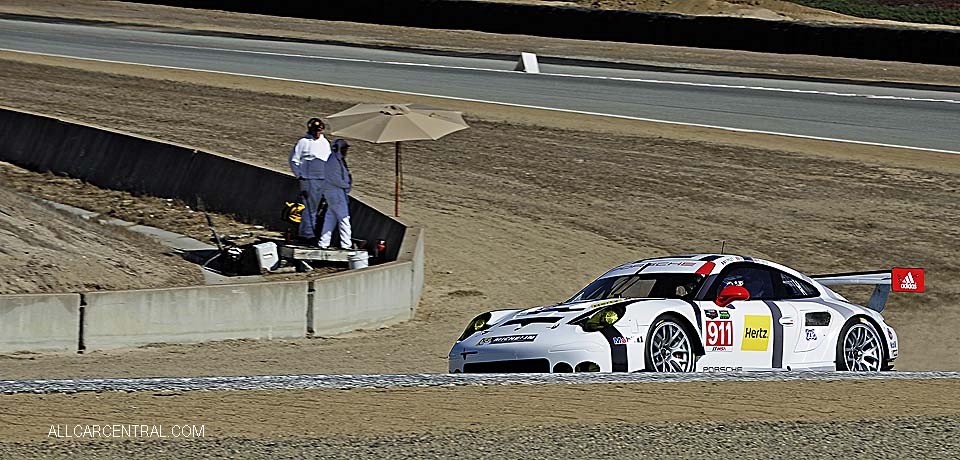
(395, 141), (401, 217)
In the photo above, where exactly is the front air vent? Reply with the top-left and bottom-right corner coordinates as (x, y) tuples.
(500, 317), (563, 327)
(463, 359), (550, 373)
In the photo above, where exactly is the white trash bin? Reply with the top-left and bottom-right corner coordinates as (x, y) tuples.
(347, 250), (369, 269)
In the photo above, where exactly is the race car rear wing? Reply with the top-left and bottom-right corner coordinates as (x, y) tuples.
(812, 268), (924, 312)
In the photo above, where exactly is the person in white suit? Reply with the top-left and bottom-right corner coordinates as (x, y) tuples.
(318, 138), (353, 249)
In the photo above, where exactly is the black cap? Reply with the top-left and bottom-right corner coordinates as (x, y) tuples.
(307, 117), (324, 132)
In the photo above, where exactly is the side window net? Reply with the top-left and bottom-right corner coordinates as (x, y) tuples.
(779, 272), (819, 298)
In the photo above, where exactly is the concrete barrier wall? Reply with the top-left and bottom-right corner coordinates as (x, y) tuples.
(0, 294), (80, 353)
(311, 264), (412, 336)
(83, 281), (308, 350)
(407, 227), (426, 310)
(0, 108), (423, 353)
(311, 226), (425, 336)
(0, 107), (407, 261)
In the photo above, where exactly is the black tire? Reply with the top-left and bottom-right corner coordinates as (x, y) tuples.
(644, 315), (698, 372)
(836, 317), (884, 372)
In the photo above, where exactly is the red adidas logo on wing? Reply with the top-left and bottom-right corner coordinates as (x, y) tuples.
(892, 268), (925, 293)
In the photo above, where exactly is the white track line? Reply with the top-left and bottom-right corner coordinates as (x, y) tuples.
(3, 372), (960, 394)
(3, 48), (959, 156)
(141, 42), (960, 104)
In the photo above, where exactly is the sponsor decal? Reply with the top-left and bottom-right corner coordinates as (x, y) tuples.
(805, 328), (818, 341)
(708, 346), (730, 352)
(718, 257), (744, 266)
(703, 366), (743, 372)
(618, 262), (644, 270)
(892, 268), (925, 293)
(611, 336), (632, 345)
(705, 309), (719, 319)
(887, 327), (895, 340)
(719, 311), (731, 320)
(741, 315), (771, 351)
(648, 261), (698, 267)
(590, 299), (623, 309)
(477, 334), (537, 346)
(706, 320), (733, 351)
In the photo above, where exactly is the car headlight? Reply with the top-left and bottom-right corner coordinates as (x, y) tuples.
(458, 312), (492, 341)
(573, 305), (626, 332)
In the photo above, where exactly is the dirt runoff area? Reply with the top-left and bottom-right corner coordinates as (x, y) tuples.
(0, 175), (206, 293)
(0, 380), (958, 458)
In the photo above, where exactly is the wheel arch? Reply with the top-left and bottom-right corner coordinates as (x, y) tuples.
(836, 314), (889, 370)
(856, 314), (890, 365)
(648, 311), (705, 357)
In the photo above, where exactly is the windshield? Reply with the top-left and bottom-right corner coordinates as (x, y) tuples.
(566, 273), (706, 303)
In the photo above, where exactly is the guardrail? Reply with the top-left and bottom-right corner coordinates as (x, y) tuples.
(0, 107), (423, 353)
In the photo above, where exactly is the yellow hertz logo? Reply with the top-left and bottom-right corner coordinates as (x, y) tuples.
(741, 315), (771, 351)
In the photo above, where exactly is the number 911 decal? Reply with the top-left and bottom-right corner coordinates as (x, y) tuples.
(706, 320), (733, 352)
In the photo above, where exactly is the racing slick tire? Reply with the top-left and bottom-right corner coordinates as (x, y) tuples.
(836, 317), (884, 372)
(644, 314), (698, 372)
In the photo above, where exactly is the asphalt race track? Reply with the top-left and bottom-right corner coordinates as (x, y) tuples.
(4, 371), (960, 394)
(1, 17), (959, 154)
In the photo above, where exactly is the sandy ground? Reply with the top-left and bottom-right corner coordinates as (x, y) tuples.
(1, 4), (959, 455)
(0, 170), (204, 293)
(492, 0), (925, 23)
(2, 379), (960, 441)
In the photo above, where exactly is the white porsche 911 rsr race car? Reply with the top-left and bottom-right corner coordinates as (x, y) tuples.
(449, 255), (924, 373)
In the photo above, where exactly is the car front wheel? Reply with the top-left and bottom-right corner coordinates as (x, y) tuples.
(836, 318), (884, 372)
(645, 316), (697, 372)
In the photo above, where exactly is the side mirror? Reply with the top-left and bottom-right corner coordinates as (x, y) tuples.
(715, 285), (750, 308)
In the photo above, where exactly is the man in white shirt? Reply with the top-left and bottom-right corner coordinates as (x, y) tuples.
(288, 118), (331, 244)
(318, 139), (353, 249)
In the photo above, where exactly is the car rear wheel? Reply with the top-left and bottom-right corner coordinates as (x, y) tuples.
(645, 316), (697, 372)
(836, 319), (883, 372)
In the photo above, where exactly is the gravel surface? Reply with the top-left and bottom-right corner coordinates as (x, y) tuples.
(2, 416), (957, 459)
(4, 371), (960, 394)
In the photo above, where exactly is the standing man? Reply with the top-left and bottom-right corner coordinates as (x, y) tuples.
(289, 117), (331, 245)
(319, 138), (353, 249)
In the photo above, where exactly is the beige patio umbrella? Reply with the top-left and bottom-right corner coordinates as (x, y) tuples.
(324, 103), (469, 217)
